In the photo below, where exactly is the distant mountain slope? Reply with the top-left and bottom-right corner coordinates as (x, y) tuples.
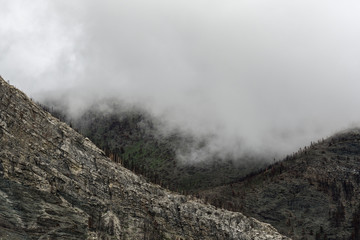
(39, 100), (266, 193)
(199, 130), (360, 239)
(0, 77), (287, 239)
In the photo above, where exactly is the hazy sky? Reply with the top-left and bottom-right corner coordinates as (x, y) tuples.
(1, 0), (360, 160)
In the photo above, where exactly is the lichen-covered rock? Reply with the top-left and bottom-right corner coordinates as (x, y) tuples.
(0, 76), (288, 239)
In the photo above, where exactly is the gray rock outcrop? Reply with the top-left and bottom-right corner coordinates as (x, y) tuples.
(0, 76), (288, 239)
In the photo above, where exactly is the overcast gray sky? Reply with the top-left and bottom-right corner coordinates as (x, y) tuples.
(1, 0), (360, 160)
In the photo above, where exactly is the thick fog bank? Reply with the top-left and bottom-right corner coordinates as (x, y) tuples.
(1, 0), (360, 161)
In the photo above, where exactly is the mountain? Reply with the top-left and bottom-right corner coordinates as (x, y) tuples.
(36, 83), (360, 239)
(38, 100), (266, 193)
(198, 130), (360, 239)
(0, 76), (287, 239)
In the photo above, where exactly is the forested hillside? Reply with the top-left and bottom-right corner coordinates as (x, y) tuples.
(199, 130), (360, 239)
(40, 101), (266, 193)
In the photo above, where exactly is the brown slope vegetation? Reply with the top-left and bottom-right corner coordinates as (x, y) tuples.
(198, 130), (360, 240)
(0, 76), (288, 239)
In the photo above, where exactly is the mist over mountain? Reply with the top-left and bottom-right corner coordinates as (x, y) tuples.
(38, 99), (268, 193)
(1, 0), (360, 161)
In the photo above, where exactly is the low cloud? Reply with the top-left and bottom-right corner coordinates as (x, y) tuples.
(1, 0), (360, 161)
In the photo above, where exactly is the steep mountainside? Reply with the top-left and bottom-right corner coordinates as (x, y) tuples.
(39, 101), (266, 193)
(0, 77), (287, 239)
(199, 131), (360, 239)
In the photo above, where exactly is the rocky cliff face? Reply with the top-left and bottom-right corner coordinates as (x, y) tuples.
(0, 77), (288, 239)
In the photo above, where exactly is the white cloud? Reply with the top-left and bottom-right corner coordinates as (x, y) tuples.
(1, 0), (360, 160)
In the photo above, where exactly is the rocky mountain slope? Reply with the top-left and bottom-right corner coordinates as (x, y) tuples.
(199, 130), (360, 239)
(0, 76), (288, 239)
